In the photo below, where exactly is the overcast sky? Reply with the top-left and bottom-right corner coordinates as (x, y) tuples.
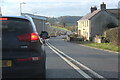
(0, 0), (120, 17)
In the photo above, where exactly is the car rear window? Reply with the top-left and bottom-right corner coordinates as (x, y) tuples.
(1, 17), (33, 34)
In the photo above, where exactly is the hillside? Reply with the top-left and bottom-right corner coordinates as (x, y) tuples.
(47, 16), (82, 27)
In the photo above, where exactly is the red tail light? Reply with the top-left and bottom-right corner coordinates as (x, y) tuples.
(16, 57), (32, 61)
(17, 33), (39, 42)
(31, 33), (39, 41)
(0, 18), (8, 20)
(16, 57), (41, 61)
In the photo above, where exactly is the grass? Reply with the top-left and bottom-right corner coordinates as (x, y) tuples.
(51, 26), (71, 32)
(79, 42), (120, 52)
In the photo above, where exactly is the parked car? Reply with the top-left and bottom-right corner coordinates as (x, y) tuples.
(1, 16), (46, 78)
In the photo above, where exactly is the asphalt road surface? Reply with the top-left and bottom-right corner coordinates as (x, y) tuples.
(45, 36), (119, 80)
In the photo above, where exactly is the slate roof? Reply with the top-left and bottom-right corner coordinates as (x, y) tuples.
(106, 9), (118, 14)
(106, 9), (119, 19)
(79, 10), (101, 20)
(78, 8), (119, 21)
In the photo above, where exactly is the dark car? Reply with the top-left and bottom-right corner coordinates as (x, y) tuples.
(0, 16), (46, 78)
(40, 31), (49, 39)
(40, 31), (49, 44)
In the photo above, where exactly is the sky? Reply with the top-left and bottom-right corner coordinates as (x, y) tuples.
(0, 0), (120, 17)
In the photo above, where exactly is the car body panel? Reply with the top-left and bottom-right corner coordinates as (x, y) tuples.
(1, 16), (46, 78)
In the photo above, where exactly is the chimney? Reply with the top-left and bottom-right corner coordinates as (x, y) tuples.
(100, 2), (106, 10)
(91, 6), (97, 13)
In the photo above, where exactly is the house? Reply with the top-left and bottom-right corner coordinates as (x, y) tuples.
(77, 2), (118, 41)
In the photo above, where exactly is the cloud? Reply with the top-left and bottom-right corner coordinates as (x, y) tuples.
(1, 0), (120, 17)
(2, 4), (20, 16)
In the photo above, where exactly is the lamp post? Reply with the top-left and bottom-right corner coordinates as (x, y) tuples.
(20, 2), (26, 15)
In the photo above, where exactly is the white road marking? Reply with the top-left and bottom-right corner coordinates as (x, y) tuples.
(46, 40), (106, 79)
(46, 43), (92, 79)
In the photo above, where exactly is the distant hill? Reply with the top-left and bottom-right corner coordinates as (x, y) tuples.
(47, 16), (82, 26)
(47, 17), (58, 25)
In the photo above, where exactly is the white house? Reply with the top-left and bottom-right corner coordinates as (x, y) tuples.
(77, 2), (118, 41)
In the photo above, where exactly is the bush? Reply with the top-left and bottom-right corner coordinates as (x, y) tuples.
(68, 34), (78, 38)
(67, 34), (84, 41)
(77, 36), (84, 41)
(101, 37), (110, 43)
(105, 27), (120, 46)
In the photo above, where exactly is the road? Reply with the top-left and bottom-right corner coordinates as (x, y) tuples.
(45, 36), (119, 80)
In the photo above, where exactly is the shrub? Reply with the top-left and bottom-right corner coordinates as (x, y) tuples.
(67, 34), (84, 41)
(77, 36), (84, 41)
(105, 27), (120, 46)
(68, 34), (78, 38)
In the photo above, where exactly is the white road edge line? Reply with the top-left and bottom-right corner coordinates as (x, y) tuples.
(46, 43), (93, 79)
(47, 40), (106, 79)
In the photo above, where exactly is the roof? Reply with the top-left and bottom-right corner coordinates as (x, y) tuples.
(22, 13), (47, 20)
(79, 10), (101, 20)
(1, 16), (27, 19)
(1, 16), (35, 22)
(106, 9), (118, 14)
(106, 9), (119, 19)
(78, 9), (119, 21)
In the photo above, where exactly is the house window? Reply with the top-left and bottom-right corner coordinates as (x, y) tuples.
(87, 20), (88, 27)
(84, 21), (86, 27)
(86, 21), (87, 27)
(85, 21), (86, 27)
(86, 21), (88, 27)
(78, 30), (81, 35)
(83, 22), (84, 27)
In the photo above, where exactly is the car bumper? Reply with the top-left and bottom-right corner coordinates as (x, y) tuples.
(2, 60), (45, 78)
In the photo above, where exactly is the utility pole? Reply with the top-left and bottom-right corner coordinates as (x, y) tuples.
(118, 1), (120, 26)
(0, 7), (2, 16)
(20, 2), (26, 15)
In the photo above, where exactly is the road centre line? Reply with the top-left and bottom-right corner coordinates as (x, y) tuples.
(46, 40), (106, 80)
(46, 43), (93, 79)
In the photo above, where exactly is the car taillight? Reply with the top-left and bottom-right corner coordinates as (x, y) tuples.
(17, 33), (39, 42)
(0, 18), (8, 20)
(16, 57), (32, 61)
(31, 33), (39, 41)
(16, 57), (41, 61)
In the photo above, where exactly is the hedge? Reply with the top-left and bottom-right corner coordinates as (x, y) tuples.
(105, 27), (120, 46)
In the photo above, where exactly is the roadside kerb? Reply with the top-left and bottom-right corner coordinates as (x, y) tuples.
(79, 44), (119, 54)
(63, 38), (119, 54)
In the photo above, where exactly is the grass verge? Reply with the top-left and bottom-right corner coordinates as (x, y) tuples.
(79, 42), (120, 52)
(51, 26), (71, 32)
